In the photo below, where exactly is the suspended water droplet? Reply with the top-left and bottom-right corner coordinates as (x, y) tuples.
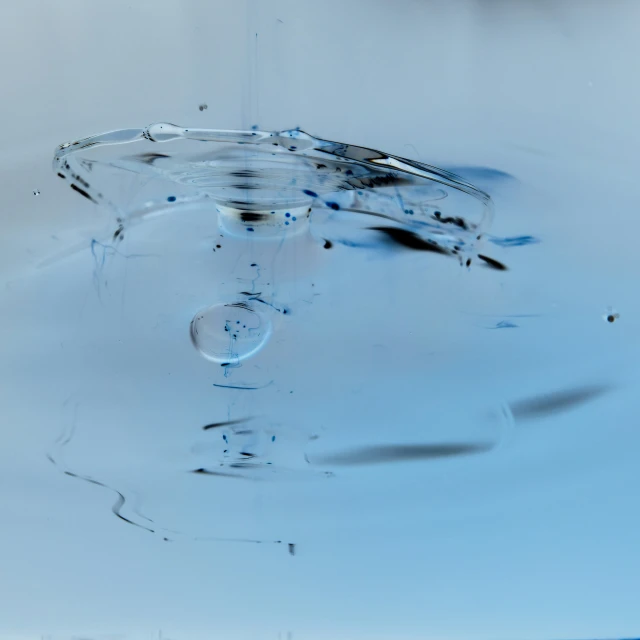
(190, 302), (272, 363)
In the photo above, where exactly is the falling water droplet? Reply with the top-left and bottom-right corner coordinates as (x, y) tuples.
(190, 302), (272, 363)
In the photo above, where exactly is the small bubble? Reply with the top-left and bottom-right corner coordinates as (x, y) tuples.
(33, 189), (40, 196)
(198, 103), (208, 111)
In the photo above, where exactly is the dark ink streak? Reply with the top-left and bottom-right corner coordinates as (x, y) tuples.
(192, 468), (250, 479)
(509, 384), (612, 422)
(253, 298), (289, 315)
(478, 254), (508, 271)
(203, 418), (252, 430)
(239, 212), (269, 222)
(230, 170), (261, 179)
(213, 382), (272, 391)
(225, 302), (254, 312)
(70, 183), (97, 203)
(48, 408), (154, 534)
(133, 152), (171, 165)
(312, 443), (492, 466)
(368, 226), (450, 255)
(432, 212), (468, 230)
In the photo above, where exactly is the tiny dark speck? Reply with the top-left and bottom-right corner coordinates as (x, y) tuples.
(607, 314), (616, 323)
(303, 189), (318, 197)
(247, 227), (254, 232)
(251, 263), (257, 267)
(288, 543), (296, 556)
(324, 239), (333, 249)
(57, 173), (66, 179)
(167, 196), (176, 202)
(216, 244), (221, 248)
(327, 201), (340, 210)
(271, 435), (276, 442)
(285, 212), (290, 217)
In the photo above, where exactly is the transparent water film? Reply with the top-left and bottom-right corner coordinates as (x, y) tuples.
(50, 123), (508, 542)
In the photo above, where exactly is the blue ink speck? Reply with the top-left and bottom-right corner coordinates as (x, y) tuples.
(223, 434), (228, 442)
(167, 196), (176, 202)
(236, 320), (240, 324)
(251, 263), (257, 266)
(292, 216), (297, 221)
(271, 435), (276, 442)
(285, 212), (290, 217)
(247, 227), (254, 232)
(251, 125), (259, 131)
(285, 221), (289, 225)
(489, 235), (540, 248)
(327, 201), (340, 210)
(303, 189), (318, 197)
(270, 211), (275, 214)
